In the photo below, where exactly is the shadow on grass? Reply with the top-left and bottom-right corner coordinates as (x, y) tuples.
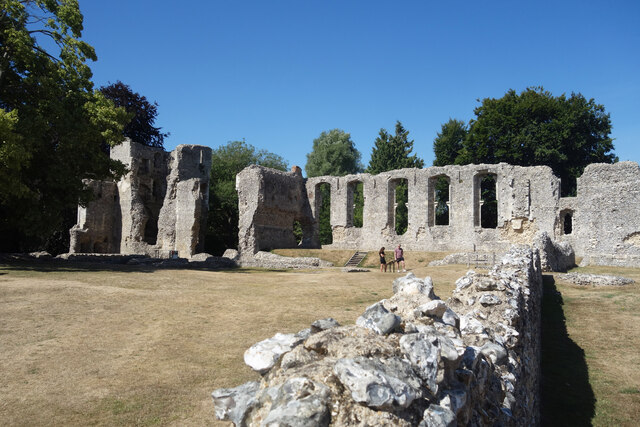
(541, 274), (595, 426)
(0, 260), (240, 274)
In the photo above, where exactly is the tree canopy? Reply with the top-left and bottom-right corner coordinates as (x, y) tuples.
(366, 121), (424, 235)
(205, 140), (288, 255)
(100, 81), (168, 148)
(433, 87), (617, 195)
(0, 0), (129, 252)
(367, 121), (424, 174)
(305, 129), (363, 178)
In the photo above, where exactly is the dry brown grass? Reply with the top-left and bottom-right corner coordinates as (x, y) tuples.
(1, 252), (638, 426)
(548, 266), (640, 426)
(0, 254), (466, 426)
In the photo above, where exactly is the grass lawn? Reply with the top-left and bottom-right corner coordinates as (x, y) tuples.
(0, 251), (638, 425)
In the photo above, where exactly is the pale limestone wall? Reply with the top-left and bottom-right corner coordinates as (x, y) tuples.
(305, 163), (559, 252)
(236, 165), (315, 255)
(237, 161), (640, 267)
(70, 140), (211, 258)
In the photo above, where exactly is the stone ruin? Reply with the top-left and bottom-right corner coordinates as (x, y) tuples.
(212, 245), (542, 426)
(235, 161), (640, 268)
(69, 139), (211, 258)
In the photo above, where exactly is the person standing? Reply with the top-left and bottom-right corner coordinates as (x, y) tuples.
(379, 247), (387, 272)
(395, 244), (406, 272)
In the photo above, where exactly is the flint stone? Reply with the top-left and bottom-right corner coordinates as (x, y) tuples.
(356, 302), (401, 335)
(211, 381), (260, 425)
(416, 300), (448, 318)
(476, 278), (498, 291)
(262, 377), (331, 427)
(442, 308), (460, 328)
(460, 314), (486, 336)
(420, 404), (457, 427)
(334, 356), (421, 410)
(455, 273), (475, 291)
(393, 273), (436, 298)
(244, 331), (307, 374)
(479, 294), (502, 306)
(479, 341), (508, 365)
(311, 318), (340, 333)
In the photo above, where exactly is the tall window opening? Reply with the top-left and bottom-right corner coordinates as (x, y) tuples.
(316, 183), (332, 245)
(389, 178), (408, 235)
(292, 220), (303, 245)
(561, 210), (573, 235)
(474, 173), (498, 228)
(429, 175), (450, 226)
(347, 181), (364, 228)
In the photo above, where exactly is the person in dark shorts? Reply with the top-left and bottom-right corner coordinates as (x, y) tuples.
(395, 244), (406, 272)
(379, 247), (387, 272)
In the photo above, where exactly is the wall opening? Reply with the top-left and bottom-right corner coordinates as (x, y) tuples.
(429, 175), (450, 226)
(292, 220), (303, 245)
(315, 183), (332, 245)
(389, 178), (408, 235)
(347, 181), (364, 228)
(474, 173), (498, 228)
(561, 210), (573, 235)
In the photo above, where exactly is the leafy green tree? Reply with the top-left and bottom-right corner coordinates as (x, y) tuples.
(366, 121), (424, 174)
(0, 0), (130, 252)
(433, 119), (468, 166)
(100, 81), (168, 148)
(434, 87), (617, 196)
(205, 140), (288, 255)
(305, 129), (363, 245)
(367, 121), (424, 235)
(305, 129), (363, 177)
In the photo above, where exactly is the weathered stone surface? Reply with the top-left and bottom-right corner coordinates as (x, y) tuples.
(236, 250), (332, 269)
(532, 231), (575, 272)
(356, 302), (401, 335)
(420, 404), (457, 427)
(310, 318), (340, 333)
(333, 356), (422, 410)
(561, 272), (635, 287)
(70, 139), (211, 258)
(244, 331), (307, 374)
(392, 273), (436, 298)
(211, 381), (260, 426)
(261, 377), (331, 427)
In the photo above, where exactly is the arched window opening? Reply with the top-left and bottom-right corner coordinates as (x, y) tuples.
(347, 181), (364, 228)
(429, 175), (450, 226)
(315, 183), (332, 245)
(389, 178), (408, 235)
(474, 173), (498, 229)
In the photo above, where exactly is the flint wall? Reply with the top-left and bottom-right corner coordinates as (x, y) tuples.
(212, 245), (543, 425)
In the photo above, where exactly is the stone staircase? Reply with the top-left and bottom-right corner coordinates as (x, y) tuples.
(344, 251), (368, 268)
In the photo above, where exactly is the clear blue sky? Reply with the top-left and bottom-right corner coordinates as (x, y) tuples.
(81, 0), (640, 175)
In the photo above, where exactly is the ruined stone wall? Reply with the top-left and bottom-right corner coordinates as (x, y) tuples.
(570, 162), (640, 267)
(236, 165), (316, 255)
(212, 245), (542, 425)
(70, 139), (211, 258)
(237, 161), (640, 267)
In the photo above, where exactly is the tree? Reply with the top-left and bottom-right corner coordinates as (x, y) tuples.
(433, 87), (617, 196)
(433, 119), (468, 166)
(305, 129), (363, 244)
(100, 81), (168, 148)
(205, 140), (288, 255)
(305, 129), (363, 177)
(367, 121), (424, 235)
(0, 0), (130, 252)
(366, 121), (424, 174)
